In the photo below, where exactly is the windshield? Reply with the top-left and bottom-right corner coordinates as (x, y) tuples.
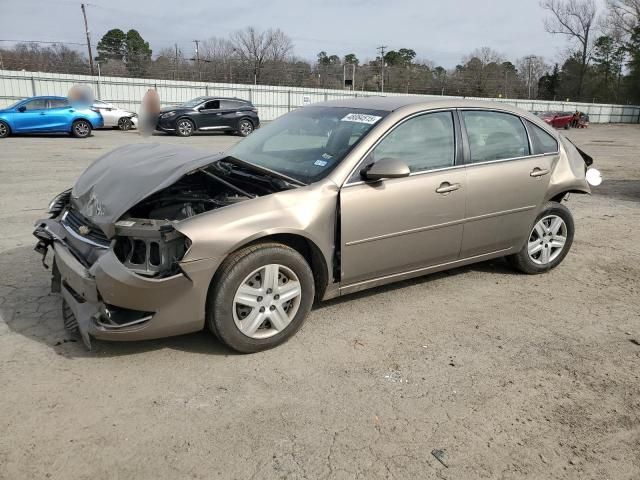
(180, 97), (206, 108)
(226, 106), (388, 184)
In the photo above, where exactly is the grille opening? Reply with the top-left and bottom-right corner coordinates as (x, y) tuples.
(149, 242), (161, 266)
(130, 240), (147, 264)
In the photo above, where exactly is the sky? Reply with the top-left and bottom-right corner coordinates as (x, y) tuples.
(0, 0), (593, 68)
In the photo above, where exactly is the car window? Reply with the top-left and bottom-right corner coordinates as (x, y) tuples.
(202, 100), (220, 110)
(462, 110), (530, 163)
(525, 120), (558, 154)
(48, 99), (70, 109)
(23, 99), (48, 111)
(220, 100), (246, 110)
(370, 111), (455, 173)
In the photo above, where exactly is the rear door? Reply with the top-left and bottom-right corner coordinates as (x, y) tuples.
(459, 110), (558, 258)
(12, 98), (48, 132)
(218, 99), (251, 128)
(340, 111), (466, 287)
(44, 98), (73, 131)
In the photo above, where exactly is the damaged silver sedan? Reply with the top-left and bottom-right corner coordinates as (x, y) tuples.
(34, 97), (600, 352)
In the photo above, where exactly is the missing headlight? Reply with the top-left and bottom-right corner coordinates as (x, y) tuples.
(113, 219), (191, 277)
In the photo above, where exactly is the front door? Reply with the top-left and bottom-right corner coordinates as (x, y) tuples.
(12, 98), (49, 132)
(340, 111), (466, 287)
(196, 99), (222, 129)
(459, 110), (557, 258)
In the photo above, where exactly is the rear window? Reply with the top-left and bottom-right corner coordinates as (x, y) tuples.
(525, 120), (559, 154)
(462, 110), (530, 163)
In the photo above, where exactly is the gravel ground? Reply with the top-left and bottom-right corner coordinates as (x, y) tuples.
(0, 125), (639, 480)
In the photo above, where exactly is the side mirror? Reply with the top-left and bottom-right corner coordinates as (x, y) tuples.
(18, 106), (26, 112)
(361, 157), (410, 181)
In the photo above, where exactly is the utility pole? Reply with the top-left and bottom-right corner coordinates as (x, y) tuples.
(193, 40), (201, 80)
(524, 55), (535, 100)
(174, 43), (179, 80)
(81, 4), (95, 76)
(377, 45), (387, 93)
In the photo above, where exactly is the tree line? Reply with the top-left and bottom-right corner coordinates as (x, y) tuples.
(0, 0), (639, 104)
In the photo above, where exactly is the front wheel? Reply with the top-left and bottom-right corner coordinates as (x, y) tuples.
(71, 120), (92, 138)
(0, 120), (10, 138)
(237, 119), (254, 137)
(207, 243), (315, 353)
(507, 201), (574, 274)
(175, 118), (195, 137)
(118, 117), (133, 131)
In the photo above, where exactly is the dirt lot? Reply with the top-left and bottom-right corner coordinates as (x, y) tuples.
(0, 125), (639, 480)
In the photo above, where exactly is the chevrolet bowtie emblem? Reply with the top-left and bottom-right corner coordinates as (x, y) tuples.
(78, 225), (90, 236)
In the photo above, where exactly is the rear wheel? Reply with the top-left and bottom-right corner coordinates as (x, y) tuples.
(118, 117), (133, 131)
(176, 118), (194, 137)
(71, 120), (92, 138)
(237, 119), (254, 137)
(507, 201), (574, 274)
(0, 121), (10, 138)
(207, 242), (314, 353)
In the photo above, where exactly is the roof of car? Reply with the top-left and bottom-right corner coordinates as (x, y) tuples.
(311, 95), (530, 115)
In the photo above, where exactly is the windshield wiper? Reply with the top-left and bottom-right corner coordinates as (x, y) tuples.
(223, 156), (307, 187)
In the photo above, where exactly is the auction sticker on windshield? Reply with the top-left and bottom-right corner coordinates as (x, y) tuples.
(341, 113), (382, 124)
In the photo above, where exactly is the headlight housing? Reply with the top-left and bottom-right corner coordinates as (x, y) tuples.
(48, 189), (71, 218)
(161, 111), (177, 119)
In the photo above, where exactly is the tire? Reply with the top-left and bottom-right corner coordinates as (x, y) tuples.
(237, 119), (254, 137)
(118, 117), (133, 131)
(564, 124), (570, 130)
(0, 120), (10, 138)
(71, 119), (92, 138)
(207, 242), (315, 353)
(507, 201), (574, 274)
(175, 118), (195, 137)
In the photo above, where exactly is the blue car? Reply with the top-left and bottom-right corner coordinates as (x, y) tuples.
(0, 96), (104, 139)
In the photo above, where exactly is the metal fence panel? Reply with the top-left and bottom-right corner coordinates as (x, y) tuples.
(1, 69), (639, 123)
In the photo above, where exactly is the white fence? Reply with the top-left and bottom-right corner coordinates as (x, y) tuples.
(1, 69), (639, 123)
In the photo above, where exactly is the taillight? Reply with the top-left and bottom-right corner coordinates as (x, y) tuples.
(90, 107), (100, 113)
(251, 108), (258, 113)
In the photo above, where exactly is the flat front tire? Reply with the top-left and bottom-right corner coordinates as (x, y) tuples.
(71, 120), (92, 138)
(507, 201), (574, 274)
(207, 242), (315, 353)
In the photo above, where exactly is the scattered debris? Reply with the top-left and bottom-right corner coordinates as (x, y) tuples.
(431, 449), (448, 468)
(384, 370), (406, 383)
(629, 339), (640, 346)
(53, 338), (77, 346)
(539, 453), (548, 464)
(352, 339), (365, 349)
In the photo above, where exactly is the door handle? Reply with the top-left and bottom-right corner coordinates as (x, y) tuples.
(40, 112), (46, 115)
(216, 113), (222, 116)
(435, 182), (461, 194)
(530, 167), (550, 177)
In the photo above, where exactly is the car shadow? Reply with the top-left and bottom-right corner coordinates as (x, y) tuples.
(7, 133), (95, 139)
(0, 245), (232, 358)
(591, 179), (640, 203)
(2, 244), (514, 358)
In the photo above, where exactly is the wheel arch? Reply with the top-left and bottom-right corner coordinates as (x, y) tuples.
(547, 188), (590, 203)
(175, 115), (197, 130)
(71, 117), (95, 130)
(210, 232), (330, 303)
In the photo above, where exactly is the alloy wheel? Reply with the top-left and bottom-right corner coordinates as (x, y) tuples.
(118, 117), (132, 131)
(177, 120), (193, 136)
(232, 264), (302, 339)
(0, 122), (8, 137)
(74, 121), (90, 137)
(239, 120), (253, 136)
(527, 215), (567, 265)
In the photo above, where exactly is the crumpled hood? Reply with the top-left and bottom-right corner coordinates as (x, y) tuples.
(71, 143), (224, 237)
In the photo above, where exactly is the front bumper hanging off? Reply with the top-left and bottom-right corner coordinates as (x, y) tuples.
(33, 219), (219, 349)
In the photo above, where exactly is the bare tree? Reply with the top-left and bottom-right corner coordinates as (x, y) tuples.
(605, 0), (640, 36)
(517, 55), (550, 98)
(230, 26), (293, 83)
(541, 0), (598, 97)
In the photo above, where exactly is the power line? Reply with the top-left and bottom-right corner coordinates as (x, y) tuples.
(0, 39), (86, 46)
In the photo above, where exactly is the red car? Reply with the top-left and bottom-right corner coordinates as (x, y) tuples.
(538, 111), (573, 129)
